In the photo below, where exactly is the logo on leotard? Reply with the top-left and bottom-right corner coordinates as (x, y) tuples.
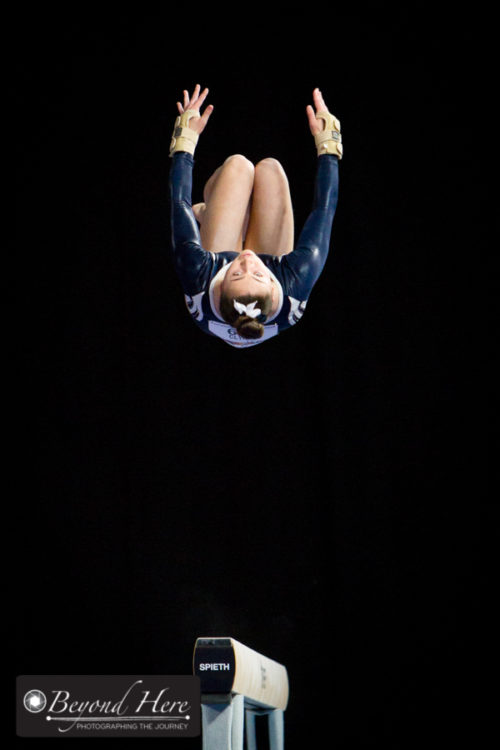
(287, 296), (307, 326)
(184, 291), (205, 322)
(208, 319), (279, 348)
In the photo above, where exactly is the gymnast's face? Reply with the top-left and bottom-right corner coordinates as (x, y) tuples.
(222, 250), (275, 300)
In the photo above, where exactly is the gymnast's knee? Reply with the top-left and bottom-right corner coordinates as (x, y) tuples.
(255, 156), (288, 182)
(223, 154), (255, 176)
(255, 157), (287, 176)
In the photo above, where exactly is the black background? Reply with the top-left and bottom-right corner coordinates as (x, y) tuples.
(14, 8), (485, 748)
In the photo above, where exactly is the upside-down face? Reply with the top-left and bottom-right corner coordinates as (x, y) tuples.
(221, 250), (276, 302)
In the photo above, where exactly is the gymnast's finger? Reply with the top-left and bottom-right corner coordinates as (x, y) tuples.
(306, 104), (320, 134)
(196, 86), (210, 109)
(313, 87), (328, 112)
(200, 103), (214, 126)
(189, 84), (201, 107)
(176, 101), (184, 115)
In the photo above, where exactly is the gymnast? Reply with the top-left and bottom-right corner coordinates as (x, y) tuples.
(168, 85), (342, 349)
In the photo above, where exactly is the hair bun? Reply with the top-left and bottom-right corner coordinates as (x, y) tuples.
(235, 315), (265, 340)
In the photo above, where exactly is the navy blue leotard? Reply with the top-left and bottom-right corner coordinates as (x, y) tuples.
(169, 150), (339, 348)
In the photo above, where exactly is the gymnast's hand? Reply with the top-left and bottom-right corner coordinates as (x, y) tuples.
(176, 84), (214, 135)
(306, 88), (329, 135)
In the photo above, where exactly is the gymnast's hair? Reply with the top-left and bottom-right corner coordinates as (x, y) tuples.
(218, 292), (273, 340)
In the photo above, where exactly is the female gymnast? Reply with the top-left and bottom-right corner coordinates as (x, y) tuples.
(169, 85), (342, 349)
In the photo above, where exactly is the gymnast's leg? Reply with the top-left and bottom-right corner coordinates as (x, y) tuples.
(244, 158), (294, 256)
(193, 154), (254, 253)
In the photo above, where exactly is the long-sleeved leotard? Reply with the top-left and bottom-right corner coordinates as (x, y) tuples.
(169, 150), (339, 348)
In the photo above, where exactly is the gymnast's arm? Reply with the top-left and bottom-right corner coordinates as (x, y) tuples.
(279, 88), (341, 297)
(168, 85), (214, 291)
(295, 153), (339, 279)
(281, 153), (339, 295)
(169, 151), (208, 283)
